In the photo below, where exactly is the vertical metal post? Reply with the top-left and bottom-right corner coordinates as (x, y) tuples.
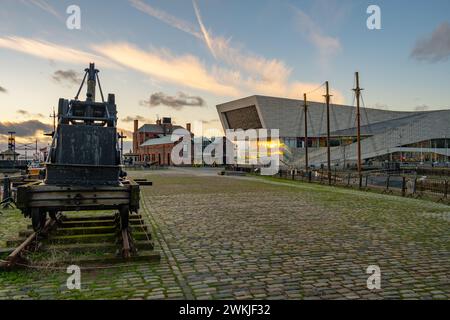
(51, 108), (56, 134)
(118, 131), (127, 165)
(303, 93), (309, 172)
(324, 82), (332, 185)
(353, 72), (363, 188)
(402, 176), (407, 197)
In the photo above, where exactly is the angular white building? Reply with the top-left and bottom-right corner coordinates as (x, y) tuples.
(216, 95), (450, 167)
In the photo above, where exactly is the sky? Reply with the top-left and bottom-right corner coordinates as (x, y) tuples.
(0, 0), (450, 152)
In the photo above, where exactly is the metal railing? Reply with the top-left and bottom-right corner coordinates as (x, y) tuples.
(270, 168), (449, 203)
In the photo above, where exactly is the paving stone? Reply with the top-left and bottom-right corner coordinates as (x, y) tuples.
(1, 169), (449, 300)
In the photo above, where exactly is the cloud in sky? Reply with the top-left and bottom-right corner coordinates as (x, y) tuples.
(128, 0), (343, 102)
(0, 36), (116, 68)
(121, 115), (152, 123)
(293, 7), (342, 66)
(52, 69), (81, 86)
(0, 86), (7, 93)
(92, 42), (240, 96)
(192, 0), (217, 59)
(0, 120), (52, 137)
(16, 109), (45, 118)
(129, 0), (202, 39)
(0, 3), (344, 105)
(411, 22), (450, 63)
(132, 0), (290, 82)
(140, 92), (205, 110)
(20, 0), (62, 19)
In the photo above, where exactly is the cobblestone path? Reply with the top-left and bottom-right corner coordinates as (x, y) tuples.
(0, 168), (448, 299)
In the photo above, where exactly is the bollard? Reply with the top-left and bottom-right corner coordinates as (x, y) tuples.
(413, 177), (417, 195)
(401, 176), (406, 197)
(444, 180), (448, 199)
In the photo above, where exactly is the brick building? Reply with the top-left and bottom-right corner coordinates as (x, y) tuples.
(132, 117), (191, 165)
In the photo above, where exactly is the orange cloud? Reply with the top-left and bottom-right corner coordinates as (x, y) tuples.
(130, 0), (344, 103)
(0, 36), (116, 68)
(92, 42), (241, 97)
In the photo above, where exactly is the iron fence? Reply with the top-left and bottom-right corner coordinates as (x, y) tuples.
(272, 168), (449, 203)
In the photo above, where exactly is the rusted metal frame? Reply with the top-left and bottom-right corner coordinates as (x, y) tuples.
(121, 229), (131, 259)
(1, 217), (56, 269)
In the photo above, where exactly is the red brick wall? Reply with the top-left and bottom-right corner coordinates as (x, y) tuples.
(136, 142), (176, 165)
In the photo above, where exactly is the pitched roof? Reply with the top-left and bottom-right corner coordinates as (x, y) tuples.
(0, 149), (20, 156)
(138, 124), (184, 134)
(140, 135), (180, 147)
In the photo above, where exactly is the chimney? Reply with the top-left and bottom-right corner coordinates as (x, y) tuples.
(133, 119), (139, 154)
(186, 123), (191, 132)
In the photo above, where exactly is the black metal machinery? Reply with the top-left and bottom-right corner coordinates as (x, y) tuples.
(16, 63), (140, 232)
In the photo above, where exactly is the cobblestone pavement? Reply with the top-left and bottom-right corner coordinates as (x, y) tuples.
(0, 168), (449, 299)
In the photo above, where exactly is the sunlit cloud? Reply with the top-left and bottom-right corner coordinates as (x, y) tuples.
(16, 109), (45, 119)
(92, 42), (241, 97)
(0, 120), (52, 137)
(129, 1), (343, 102)
(0, 36), (116, 68)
